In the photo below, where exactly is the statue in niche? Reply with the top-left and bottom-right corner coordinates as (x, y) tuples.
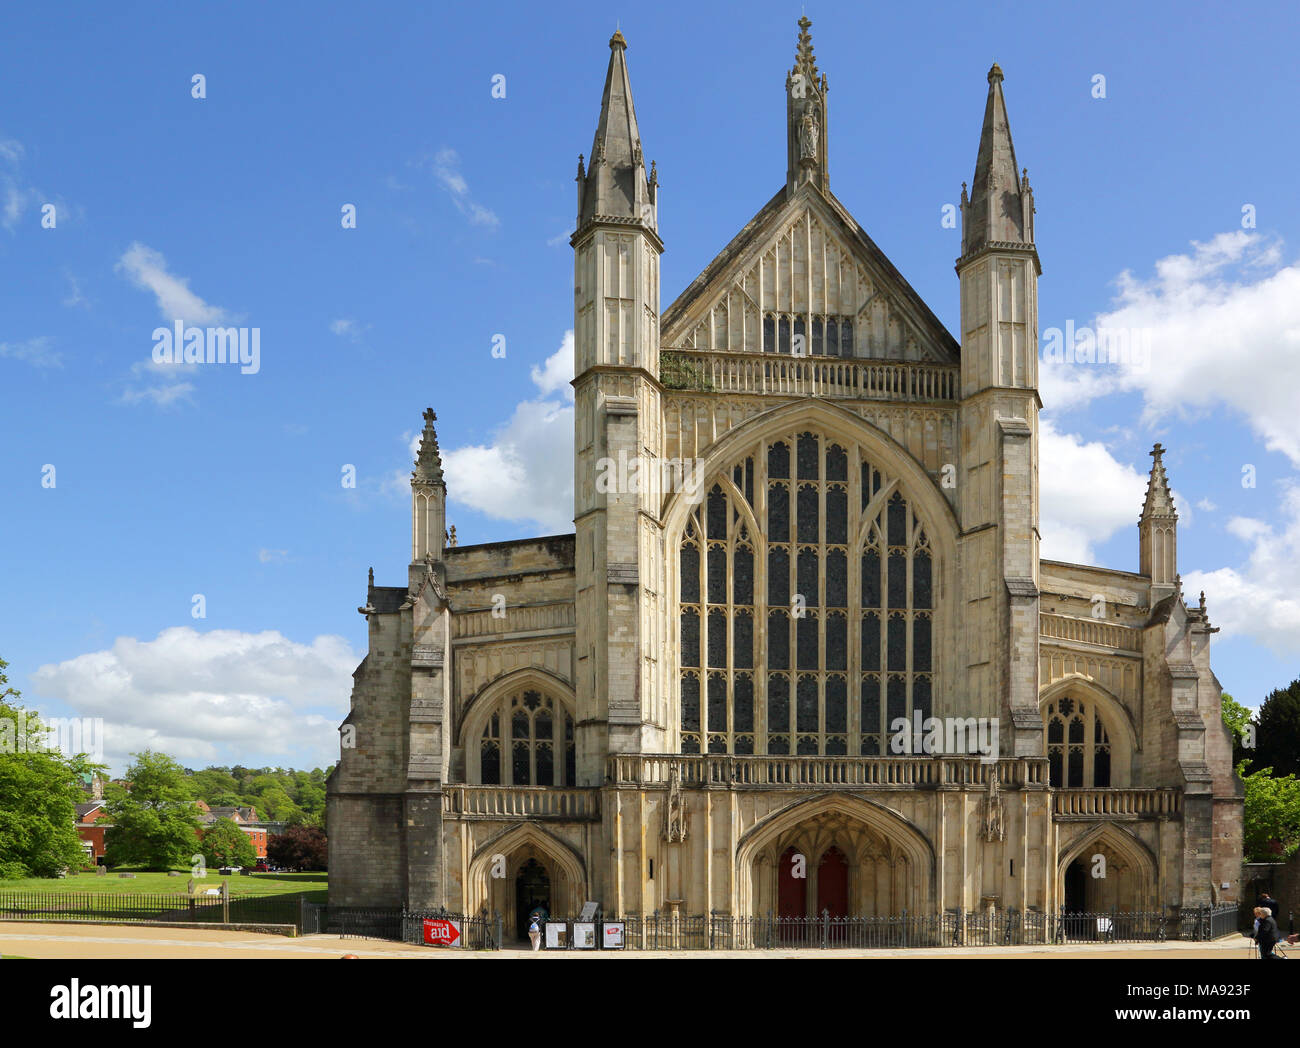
(799, 100), (820, 161)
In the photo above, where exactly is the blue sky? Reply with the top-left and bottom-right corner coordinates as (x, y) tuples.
(2, 0), (1298, 773)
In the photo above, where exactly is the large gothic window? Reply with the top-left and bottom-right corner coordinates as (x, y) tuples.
(1044, 696), (1111, 787)
(677, 431), (935, 755)
(479, 689), (576, 786)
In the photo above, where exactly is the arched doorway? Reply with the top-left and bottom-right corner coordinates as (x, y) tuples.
(817, 847), (849, 917)
(1063, 857), (1090, 940)
(515, 859), (550, 942)
(777, 846), (804, 919)
(742, 796), (936, 920)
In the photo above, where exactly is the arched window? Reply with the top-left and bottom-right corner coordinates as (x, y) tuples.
(1044, 696), (1111, 787)
(678, 430), (936, 755)
(479, 689), (576, 786)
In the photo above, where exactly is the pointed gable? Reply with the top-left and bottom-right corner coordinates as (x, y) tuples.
(662, 183), (959, 364)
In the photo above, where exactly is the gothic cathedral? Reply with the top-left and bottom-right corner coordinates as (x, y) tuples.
(327, 21), (1243, 934)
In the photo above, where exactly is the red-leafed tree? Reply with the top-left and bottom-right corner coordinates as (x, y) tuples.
(267, 824), (327, 871)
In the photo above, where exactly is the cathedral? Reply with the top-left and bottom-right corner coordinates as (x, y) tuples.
(326, 20), (1243, 937)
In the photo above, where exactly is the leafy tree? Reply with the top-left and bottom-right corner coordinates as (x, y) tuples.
(104, 751), (202, 870)
(268, 825), (327, 871)
(200, 817), (257, 868)
(1240, 762), (1300, 861)
(1254, 678), (1300, 779)
(0, 657), (98, 878)
(1221, 692), (1254, 767)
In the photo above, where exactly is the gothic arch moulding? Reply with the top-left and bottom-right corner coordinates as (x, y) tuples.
(459, 667), (577, 785)
(735, 792), (936, 917)
(465, 822), (588, 926)
(1055, 821), (1159, 912)
(661, 397), (959, 558)
(1039, 674), (1138, 787)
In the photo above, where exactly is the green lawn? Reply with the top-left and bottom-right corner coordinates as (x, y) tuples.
(0, 870), (327, 899)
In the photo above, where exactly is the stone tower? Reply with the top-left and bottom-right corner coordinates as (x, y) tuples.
(571, 31), (667, 783)
(956, 64), (1042, 757)
(404, 408), (452, 905)
(1139, 442), (1178, 601)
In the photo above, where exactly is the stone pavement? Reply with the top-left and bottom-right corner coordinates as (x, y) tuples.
(0, 922), (1256, 960)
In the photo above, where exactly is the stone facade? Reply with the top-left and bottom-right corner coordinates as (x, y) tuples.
(327, 21), (1243, 933)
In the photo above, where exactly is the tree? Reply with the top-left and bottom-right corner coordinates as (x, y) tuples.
(268, 824), (327, 871)
(1221, 692), (1254, 768)
(200, 817), (256, 868)
(1240, 763), (1300, 861)
(0, 657), (97, 878)
(104, 752), (202, 870)
(1254, 678), (1300, 779)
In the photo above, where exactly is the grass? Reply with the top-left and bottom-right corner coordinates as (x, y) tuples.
(0, 870), (327, 899)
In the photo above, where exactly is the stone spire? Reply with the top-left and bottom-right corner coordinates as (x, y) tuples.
(1140, 442), (1177, 521)
(962, 63), (1035, 257)
(786, 15), (828, 196)
(1139, 442), (1178, 592)
(411, 408), (445, 488)
(576, 30), (657, 237)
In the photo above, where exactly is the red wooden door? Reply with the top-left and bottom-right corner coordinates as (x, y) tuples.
(817, 847), (849, 918)
(778, 846), (805, 918)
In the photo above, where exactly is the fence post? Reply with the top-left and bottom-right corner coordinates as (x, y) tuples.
(495, 910), (502, 950)
(821, 908), (829, 949)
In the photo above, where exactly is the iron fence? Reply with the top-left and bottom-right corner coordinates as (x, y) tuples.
(0, 890), (1237, 951)
(0, 889), (308, 929)
(541, 904), (1241, 951)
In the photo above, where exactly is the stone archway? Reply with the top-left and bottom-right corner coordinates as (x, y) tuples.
(1056, 823), (1158, 915)
(466, 824), (587, 937)
(737, 793), (936, 918)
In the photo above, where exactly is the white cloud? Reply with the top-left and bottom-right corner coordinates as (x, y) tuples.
(0, 336), (61, 368)
(258, 548), (288, 563)
(62, 271), (89, 309)
(115, 242), (227, 324)
(429, 148), (500, 229)
(31, 627), (357, 772)
(330, 318), (365, 340)
(119, 357), (196, 408)
(443, 399), (575, 531)
(529, 330), (575, 400)
(0, 139), (67, 232)
(411, 330), (576, 533)
(1041, 231), (1300, 466)
(1196, 497), (1217, 512)
(1184, 484), (1300, 657)
(1038, 419), (1149, 564)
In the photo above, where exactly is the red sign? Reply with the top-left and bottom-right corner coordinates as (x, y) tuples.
(422, 918), (461, 946)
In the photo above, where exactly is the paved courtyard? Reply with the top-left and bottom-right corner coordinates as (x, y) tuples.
(0, 922), (1258, 960)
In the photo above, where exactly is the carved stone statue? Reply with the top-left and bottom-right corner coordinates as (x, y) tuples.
(799, 101), (819, 161)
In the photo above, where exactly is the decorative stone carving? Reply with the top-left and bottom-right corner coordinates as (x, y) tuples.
(982, 775), (1005, 842)
(799, 100), (819, 161)
(663, 764), (687, 843)
(412, 646), (444, 668)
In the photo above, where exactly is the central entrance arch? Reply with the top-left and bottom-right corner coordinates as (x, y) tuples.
(738, 794), (935, 918)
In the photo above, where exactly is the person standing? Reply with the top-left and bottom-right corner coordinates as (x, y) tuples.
(528, 915), (542, 952)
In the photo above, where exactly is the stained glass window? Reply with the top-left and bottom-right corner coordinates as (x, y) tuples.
(1044, 698), (1112, 787)
(677, 430), (938, 755)
(480, 692), (575, 786)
